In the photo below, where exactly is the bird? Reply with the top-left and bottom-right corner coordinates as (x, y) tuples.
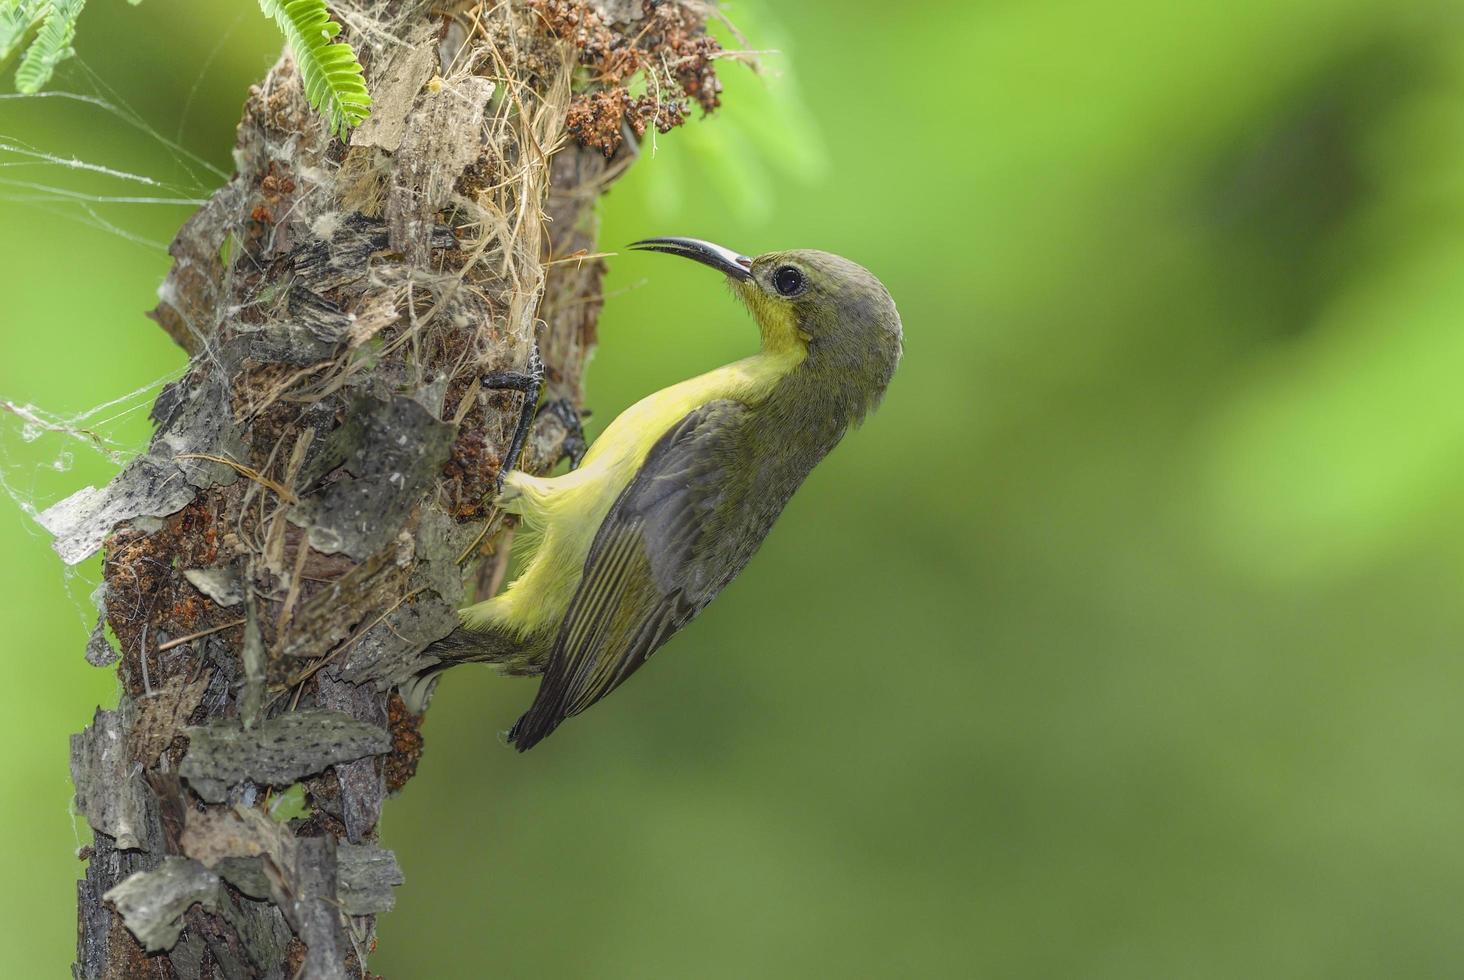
(428, 237), (903, 750)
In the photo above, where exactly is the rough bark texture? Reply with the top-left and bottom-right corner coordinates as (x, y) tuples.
(42, 2), (728, 975)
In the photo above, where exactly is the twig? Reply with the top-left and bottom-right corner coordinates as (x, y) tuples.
(544, 249), (615, 266)
(155, 619), (247, 652)
(174, 453), (298, 503)
(458, 507), (506, 564)
(138, 624), (153, 698)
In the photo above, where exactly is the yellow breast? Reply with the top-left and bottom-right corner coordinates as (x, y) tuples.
(464, 348), (803, 638)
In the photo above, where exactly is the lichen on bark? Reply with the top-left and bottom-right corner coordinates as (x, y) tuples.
(48, 2), (729, 975)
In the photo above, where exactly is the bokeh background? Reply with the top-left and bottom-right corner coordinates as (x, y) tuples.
(5, 0), (1464, 976)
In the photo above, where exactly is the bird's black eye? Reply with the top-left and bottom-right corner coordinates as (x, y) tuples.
(773, 265), (805, 297)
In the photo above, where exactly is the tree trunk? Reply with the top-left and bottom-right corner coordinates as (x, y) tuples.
(44, 2), (727, 975)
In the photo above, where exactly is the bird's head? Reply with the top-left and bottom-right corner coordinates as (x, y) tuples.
(630, 237), (903, 419)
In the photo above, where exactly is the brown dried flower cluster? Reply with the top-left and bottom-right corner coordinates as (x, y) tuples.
(565, 88), (634, 157)
(529, 0), (724, 157)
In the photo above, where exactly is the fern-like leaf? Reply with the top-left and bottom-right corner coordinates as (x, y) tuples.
(12, 0), (83, 93)
(1, 1), (49, 65)
(258, 0), (371, 139)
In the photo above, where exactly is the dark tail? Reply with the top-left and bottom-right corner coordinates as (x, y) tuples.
(400, 624), (521, 714)
(506, 702), (563, 752)
(425, 622), (526, 666)
(423, 623), (569, 749)
(405, 622), (529, 708)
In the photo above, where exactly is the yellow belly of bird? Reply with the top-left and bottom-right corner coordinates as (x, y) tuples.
(460, 349), (802, 641)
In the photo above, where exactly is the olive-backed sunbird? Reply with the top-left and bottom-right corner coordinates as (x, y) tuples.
(430, 238), (903, 750)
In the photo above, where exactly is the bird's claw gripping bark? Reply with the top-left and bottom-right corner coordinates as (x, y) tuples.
(481, 345), (543, 496)
(534, 397), (588, 471)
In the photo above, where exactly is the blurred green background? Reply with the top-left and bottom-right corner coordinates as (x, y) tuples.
(5, 0), (1464, 976)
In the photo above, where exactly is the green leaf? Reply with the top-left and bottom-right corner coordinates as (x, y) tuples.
(12, 0), (84, 94)
(258, 0), (371, 140)
(268, 783), (312, 822)
(0, 2), (49, 66)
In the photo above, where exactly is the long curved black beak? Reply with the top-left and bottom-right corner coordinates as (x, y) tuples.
(630, 237), (754, 282)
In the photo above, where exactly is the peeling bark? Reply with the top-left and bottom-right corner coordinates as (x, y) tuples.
(50, 2), (730, 975)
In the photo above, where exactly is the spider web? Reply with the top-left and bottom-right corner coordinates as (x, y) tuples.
(0, 55), (240, 630)
(0, 3), (824, 635)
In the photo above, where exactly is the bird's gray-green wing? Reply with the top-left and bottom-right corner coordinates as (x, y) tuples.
(508, 399), (749, 750)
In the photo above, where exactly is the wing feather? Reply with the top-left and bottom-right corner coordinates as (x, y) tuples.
(508, 401), (748, 750)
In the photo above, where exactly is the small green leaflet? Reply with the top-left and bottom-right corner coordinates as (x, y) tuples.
(1, 0), (372, 141)
(258, 0), (371, 139)
(0, 2), (47, 65)
(2, 0), (84, 94)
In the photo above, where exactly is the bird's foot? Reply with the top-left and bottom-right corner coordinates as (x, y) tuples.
(533, 396), (589, 471)
(481, 344), (543, 496)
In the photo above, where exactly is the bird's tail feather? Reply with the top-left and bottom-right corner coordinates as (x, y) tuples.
(506, 701), (562, 751)
(425, 622), (533, 669)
